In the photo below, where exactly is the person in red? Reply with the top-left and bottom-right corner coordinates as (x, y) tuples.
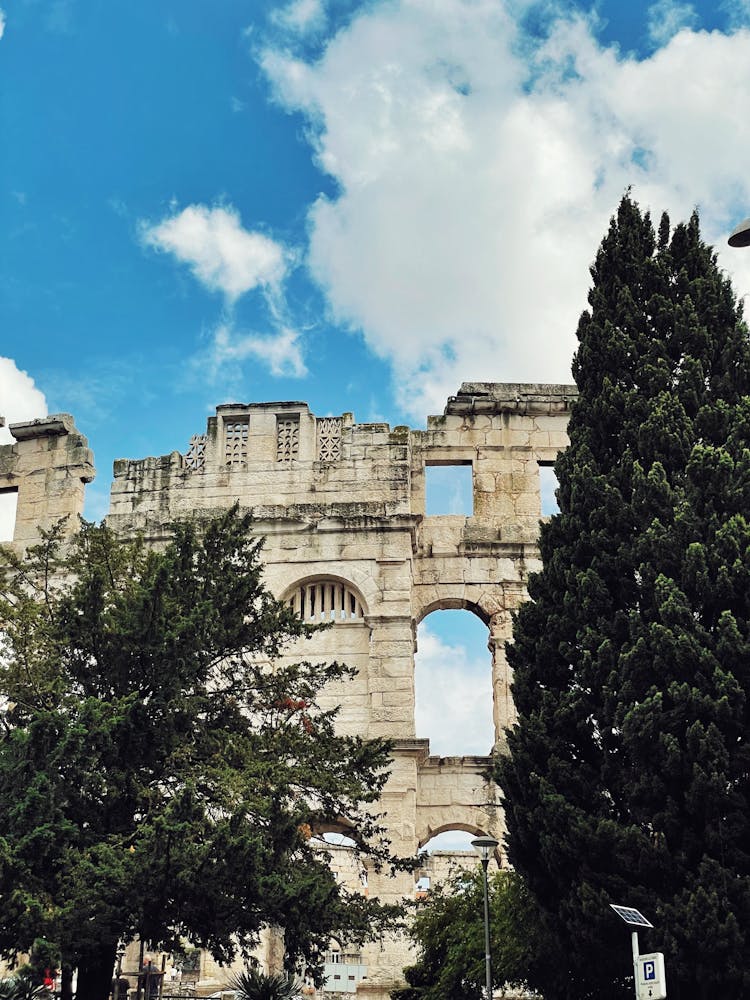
(43, 969), (56, 991)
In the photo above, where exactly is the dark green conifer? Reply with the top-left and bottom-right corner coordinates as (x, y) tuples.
(0, 507), (399, 1000)
(496, 196), (750, 1000)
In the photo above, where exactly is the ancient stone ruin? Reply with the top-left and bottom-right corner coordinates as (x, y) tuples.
(0, 382), (576, 999)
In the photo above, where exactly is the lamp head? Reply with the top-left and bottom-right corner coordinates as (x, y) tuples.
(728, 217), (750, 248)
(471, 835), (499, 861)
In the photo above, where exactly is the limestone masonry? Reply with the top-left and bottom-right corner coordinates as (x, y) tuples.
(0, 382), (577, 999)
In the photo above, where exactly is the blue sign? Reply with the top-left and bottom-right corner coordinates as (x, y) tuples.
(643, 962), (656, 982)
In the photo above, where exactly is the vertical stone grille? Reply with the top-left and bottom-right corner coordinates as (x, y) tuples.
(185, 434), (207, 472)
(317, 417), (342, 461)
(276, 417), (299, 463)
(288, 581), (364, 622)
(225, 420), (249, 468)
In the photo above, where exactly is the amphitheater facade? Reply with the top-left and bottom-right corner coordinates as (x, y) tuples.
(0, 382), (576, 999)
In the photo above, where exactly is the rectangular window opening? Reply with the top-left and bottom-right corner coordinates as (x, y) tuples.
(0, 488), (18, 543)
(539, 464), (560, 516)
(425, 462), (473, 516)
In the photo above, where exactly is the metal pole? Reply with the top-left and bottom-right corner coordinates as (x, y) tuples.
(481, 856), (493, 1000)
(113, 951), (124, 1000)
(137, 941), (145, 1000)
(631, 930), (639, 1000)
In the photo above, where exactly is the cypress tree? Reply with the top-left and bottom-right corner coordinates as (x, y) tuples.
(496, 196), (750, 1000)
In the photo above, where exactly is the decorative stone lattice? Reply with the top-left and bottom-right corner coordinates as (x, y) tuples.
(288, 580), (365, 622)
(276, 418), (299, 463)
(185, 434), (207, 472)
(317, 417), (342, 461)
(225, 420), (249, 468)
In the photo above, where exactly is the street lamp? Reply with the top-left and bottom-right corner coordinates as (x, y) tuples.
(728, 217), (750, 248)
(471, 835), (499, 1000)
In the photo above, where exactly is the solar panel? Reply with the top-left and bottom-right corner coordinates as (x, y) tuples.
(610, 904), (653, 928)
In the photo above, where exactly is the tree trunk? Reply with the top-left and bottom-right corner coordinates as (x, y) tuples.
(76, 942), (118, 1000)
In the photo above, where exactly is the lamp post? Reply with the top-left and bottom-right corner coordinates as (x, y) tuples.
(471, 835), (499, 1000)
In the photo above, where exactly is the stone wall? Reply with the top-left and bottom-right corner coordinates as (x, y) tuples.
(0, 383), (576, 998)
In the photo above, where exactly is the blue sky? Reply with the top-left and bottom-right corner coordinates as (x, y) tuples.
(3, 0), (750, 757)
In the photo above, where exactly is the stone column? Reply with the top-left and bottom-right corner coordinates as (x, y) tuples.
(489, 608), (516, 742)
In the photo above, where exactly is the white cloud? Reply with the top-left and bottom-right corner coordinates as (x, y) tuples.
(1, 357), (46, 541)
(208, 322), (307, 378)
(647, 0), (699, 46)
(141, 205), (308, 383)
(0, 9), (6, 39)
(0, 357), (47, 445)
(140, 204), (288, 302)
(260, 1), (750, 419)
(414, 623), (494, 756)
(272, 0), (326, 35)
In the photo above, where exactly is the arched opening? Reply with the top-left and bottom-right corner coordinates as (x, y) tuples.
(320, 831), (358, 848)
(414, 609), (493, 756)
(415, 828), (500, 899)
(421, 830), (478, 853)
(285, 577), (366, 622)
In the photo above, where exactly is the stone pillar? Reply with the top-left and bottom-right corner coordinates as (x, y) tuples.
(366, 616), (415, 740)
(357, 743), (423, 997)
(0, 414), (94, 548)
(489, 608), (516, 742)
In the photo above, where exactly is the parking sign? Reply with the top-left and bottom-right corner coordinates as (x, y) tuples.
(636, 952), (666, 1000)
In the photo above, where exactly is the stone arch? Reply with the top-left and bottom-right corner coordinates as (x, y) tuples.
(312, 818), (362, 844)
(415, 595), (491, 627)
(417, 806), (500, 848)
(413, 586), (522, 740)
(417, 821), (485, 849)
(414, 821), (504, 893)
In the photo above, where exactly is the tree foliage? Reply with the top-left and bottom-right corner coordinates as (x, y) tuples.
(0, 507), (399, 1000)
(390, 868), (546, 1000)
(496, 196), (750, 999)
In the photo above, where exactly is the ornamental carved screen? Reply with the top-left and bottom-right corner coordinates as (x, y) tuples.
(276, 417), (299, 463)
(317, 417), (342, 461)
(225, 420), (249, 468)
